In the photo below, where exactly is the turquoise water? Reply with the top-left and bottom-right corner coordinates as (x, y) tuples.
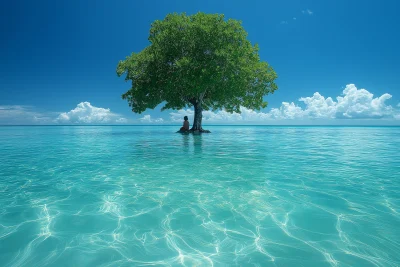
(0, 126), (399, 267)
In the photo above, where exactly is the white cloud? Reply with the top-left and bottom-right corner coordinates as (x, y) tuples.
(56, 102), (127, 124)
(293, 17), (297, 20)
(280, 21), (288, 25)
(268, 102), (304, 119)
(298, 93), (337, 119)
(0, 105), (52, 124)
(116, 118), (128, 123)
(268, 84), (397, 120)
(169, 84), (399, 123)
(2, 85), (398, 125)
(273, 84), (398, 119)
(170, 109), (194, 122)
(0, 102), (128, 125)
(302, 9), (313, 15)
(139, 114), (164, 123)
(336, 86), (393, 118)
(171, 107), (270, 123)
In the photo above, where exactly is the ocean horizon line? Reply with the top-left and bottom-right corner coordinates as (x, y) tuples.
(1, 124), (399, 127)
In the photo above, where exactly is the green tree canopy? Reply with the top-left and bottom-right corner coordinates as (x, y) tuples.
(117, 12), (277, 131)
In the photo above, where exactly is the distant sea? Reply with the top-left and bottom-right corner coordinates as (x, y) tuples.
(1, 126), (399, 266)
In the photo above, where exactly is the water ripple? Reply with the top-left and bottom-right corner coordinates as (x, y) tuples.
(0, 126), (399, 266)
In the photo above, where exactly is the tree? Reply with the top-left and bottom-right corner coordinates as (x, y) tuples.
(117, 12), (278, 132)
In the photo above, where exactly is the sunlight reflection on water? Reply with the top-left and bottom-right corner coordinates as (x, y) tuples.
(0, 126), (399, 266)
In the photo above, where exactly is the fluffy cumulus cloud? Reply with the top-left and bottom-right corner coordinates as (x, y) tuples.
(269, 102), (305, 119)
(168, 84), (400, 123)
(298, 84), (394, 119)
(56, 102), (127, 124)
(139, 115), (164, 123)
(272, 84), (398, 120)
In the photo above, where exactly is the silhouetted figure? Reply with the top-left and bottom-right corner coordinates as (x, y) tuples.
(180, 116), (190, 131)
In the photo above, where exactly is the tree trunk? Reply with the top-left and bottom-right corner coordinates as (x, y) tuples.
(191, 102), (203, 131)
(179, 98), (210, 133)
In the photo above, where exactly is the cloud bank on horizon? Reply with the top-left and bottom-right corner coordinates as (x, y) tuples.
(139, 115), (164, 123)
(0, 102), (127, 125)
(56, 102), (127, 124)
(0, 84), (399, 125)
(166, 84), (400, 124)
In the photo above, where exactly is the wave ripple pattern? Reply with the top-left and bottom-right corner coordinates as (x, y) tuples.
(0, 126), (399, 267)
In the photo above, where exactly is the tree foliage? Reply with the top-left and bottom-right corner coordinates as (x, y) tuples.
(117, 12), (277, 118)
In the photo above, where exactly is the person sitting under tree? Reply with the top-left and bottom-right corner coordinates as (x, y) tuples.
(180, 116), (190, 131)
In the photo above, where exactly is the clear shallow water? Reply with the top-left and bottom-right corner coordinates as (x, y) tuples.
(0, 126), (399, 267)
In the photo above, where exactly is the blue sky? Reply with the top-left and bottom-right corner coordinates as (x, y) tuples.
(1, 0), (399, 125)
